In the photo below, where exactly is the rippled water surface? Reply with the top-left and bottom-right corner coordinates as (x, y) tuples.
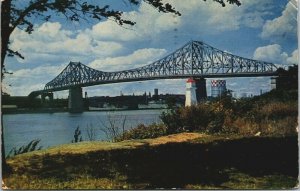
(3, 110), (163, 154)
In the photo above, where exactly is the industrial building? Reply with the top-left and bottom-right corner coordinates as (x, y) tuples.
(211, 80), (227, 97)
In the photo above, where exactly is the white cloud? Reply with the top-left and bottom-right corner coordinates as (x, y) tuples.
(87, 2), (181, 42)
(261, 2), (297, 42)
(253, 44), (298, 65)
(287, 49), (299, 65)
(86, 0), (273, 42)
(10, 22), (124, 63)
(89, 48), (167, 71)
(5, 64), (65, 95)
(167, 0), (273, 31)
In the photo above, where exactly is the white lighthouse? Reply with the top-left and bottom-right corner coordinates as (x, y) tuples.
(185, 78), (197, 106)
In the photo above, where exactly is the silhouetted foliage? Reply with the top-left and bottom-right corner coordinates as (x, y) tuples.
(72, 126), (83, 143)
(276, 65), (298, 90)
(7, 139), (42, 158)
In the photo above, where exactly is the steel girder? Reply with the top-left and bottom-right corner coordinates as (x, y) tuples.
(43, 41), (277, 91)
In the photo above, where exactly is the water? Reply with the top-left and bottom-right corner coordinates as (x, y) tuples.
(3, 110), (163, 155)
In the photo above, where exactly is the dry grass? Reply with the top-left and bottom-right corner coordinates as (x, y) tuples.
(144, 132), (206, 146)
(7, 132), (210, 167)
(4, 133), (298, 190)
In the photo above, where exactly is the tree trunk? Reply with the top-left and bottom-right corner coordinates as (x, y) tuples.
(1, 0), (11, 75)
(1, 0), (12, 173)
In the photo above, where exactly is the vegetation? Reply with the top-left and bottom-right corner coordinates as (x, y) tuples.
(100, 114), (127, 142)
(116, 123), (167, 141)
(6, 139), (42, 158)
(88, 89), (297, 143)
(3, 134), (298, 189)
(71, 126), (83, 143)
(160, 89), (298, 137)
(85, 124), (97, 141)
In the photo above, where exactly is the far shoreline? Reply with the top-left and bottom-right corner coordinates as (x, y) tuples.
(2, 107), (168, 115)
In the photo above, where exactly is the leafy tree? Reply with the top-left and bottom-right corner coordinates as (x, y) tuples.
(0, 0), (241, 173)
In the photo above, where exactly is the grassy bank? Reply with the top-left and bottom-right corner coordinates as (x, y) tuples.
(3, 133), (298, 189)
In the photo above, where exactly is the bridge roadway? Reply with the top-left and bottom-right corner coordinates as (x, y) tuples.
(28, 40), (279, 112)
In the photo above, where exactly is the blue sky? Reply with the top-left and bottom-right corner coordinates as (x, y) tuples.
(4, 0), (298, 97)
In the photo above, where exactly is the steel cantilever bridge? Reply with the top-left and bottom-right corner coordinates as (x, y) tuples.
(29, 40), (278, 111)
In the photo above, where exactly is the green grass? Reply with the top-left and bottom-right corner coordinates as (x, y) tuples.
(3, 133), (299, 189)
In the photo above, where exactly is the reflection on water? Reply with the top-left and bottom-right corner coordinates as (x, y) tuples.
(3, 110), (163, 154)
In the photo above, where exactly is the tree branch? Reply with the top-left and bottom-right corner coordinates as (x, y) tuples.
(7, 49), (25, 59)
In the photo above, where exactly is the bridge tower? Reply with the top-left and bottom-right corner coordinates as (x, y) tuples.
(68, 87), (84, 113)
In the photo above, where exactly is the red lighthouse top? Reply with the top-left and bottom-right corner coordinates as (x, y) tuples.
(187, 78), (195, 83)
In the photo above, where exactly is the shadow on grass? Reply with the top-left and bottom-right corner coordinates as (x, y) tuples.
(7, 136), (299, 189)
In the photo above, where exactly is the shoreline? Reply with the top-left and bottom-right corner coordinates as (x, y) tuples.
(2, 107), (167, 114)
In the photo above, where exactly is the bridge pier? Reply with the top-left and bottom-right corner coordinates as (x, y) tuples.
(194, 78), (207, 102)
(68, 87), (84, 113)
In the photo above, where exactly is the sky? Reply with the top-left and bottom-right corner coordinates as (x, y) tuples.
(3, 0), (298, 98)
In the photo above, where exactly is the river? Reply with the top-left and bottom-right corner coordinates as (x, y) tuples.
(3, 109), (164, 155)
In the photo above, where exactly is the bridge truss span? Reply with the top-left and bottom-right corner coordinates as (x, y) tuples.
(43, 41), (278, 92)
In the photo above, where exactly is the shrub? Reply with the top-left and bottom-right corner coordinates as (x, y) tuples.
(99, 114), (127, 142)
(161, 104), (232, 134)
(72, 126), (83, 143)
(207, 111), (225, 133)
(7, 139), (42, 158)
(180, 104), (213, 132)
(231, 116), (298, 136)
(116, 123), (167, 141)
(258, 102), (298, 120)
(231, 118), (261, 136)
(160, 109), (183, 134)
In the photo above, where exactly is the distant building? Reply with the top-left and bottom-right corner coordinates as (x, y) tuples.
(153, 88), (159, 100)
(185, 78), (197, 106)
(240, 93), (248, 98)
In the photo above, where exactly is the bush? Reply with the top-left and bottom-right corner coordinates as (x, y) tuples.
(230, 116), (298, 137)
(72, 126), (83, 143)
(116, 123), (167, 141)
(160, 109), (183, 134)
(180, 105), (213, 132)
(159, 93), (298, 136)
(161, 104), (230, 134)
(7, 139), (42, 158)
(257, 102), (298, 121)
